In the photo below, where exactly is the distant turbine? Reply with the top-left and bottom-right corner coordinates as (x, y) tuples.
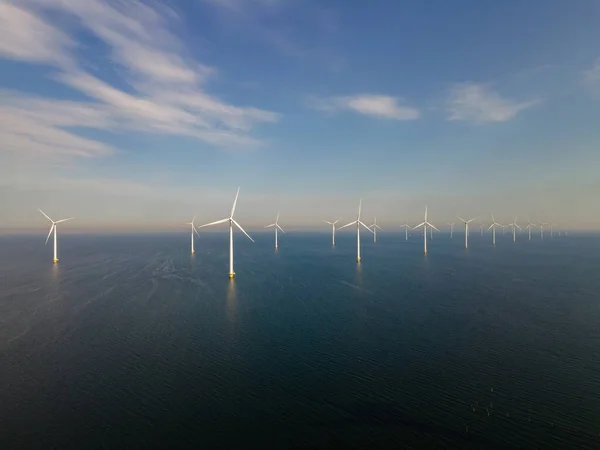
(565, 224), (568, 236)
(480, 224), (483, 236)
(507, 216), (521, 243)
(369, 217), (382, 242)
(265, 212), (285, 249)
(447, 222), (455, 238)
(457, 216), (477, 249)
(199, 187), (254, 278)
(550, 224), (554, 238)
(339, 199), (373, 262)
(186, 216), (200, 254)
(539, 222), (548, 240)
(400, 222), (410, 241)
(324, 218), (341, 246)
(38, 209), (74, 264)
(413, 206), (439, 254)
(525, 220), (536, 240)
(488, 214), (504, 246)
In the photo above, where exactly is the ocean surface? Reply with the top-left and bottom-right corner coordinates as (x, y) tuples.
(1, 230), (600, 449)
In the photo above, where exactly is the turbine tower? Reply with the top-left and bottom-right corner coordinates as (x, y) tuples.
(488, 214), (503, 246)
(413, 206), (439, 254)
(539, 222), (548, 240)
(447, 222), (455, 238)
(339, 199), (373, 262)
(457, 216), (477, 249)
(199, 188), (254, 278)
(38, 209), (74, 263)
(186, 216), (200, 254)
(480, 224), (483, 236)
(324, 218), (341, 246)
(400, 222), (410, 241)
(507, 216), (521, 243)
(265, 212), (285, 249)
(525, 220), (536, 240)
(369, 217), (382, 243)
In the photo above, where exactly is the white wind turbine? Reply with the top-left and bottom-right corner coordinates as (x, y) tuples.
(447, 222), (455, 238)
(525, 220), (536, 240)
(324, 218), (341, 246)
(539, 222), (548, 240)
(339, 199), (373, 262)
(199, 188), (254, 278)
(400, 222), (410, 241)
(186, 216), (200, 254)
(369, 217), (382, 243)
(488, 214), (504, 246)
(265, 212), (285, 249)
(480, 224), (484, 237)
(38, 209), (74, 264)
(413, 206), (439, 254)
(507, 216), (521, 243)
(457, 216), (477, 249)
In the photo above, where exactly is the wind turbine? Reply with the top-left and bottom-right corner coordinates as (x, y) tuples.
(488, 214), (503, 246)
(400, 222), (410, 241)
(369, 217), (382, 243)
(186, 216), (200, 254)
(507, 216), (521, 243)
(525, 220), (536, 240)
(339, 199), (373, 262)
(199, 188), (254, 278)
(413, 206), (439, 254)
(539, 222), (548, 240)
(457, 216), (477, 249)
(324, 218), (341, 246)
(38, 209), (74, 264)
(447, 222), (455, 238)
(480, 224), (484, 236)
(265, 212), (285, 249)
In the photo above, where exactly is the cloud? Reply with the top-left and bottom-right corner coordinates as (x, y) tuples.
(0, 1), (280, 159)
(308, 94), (421, 120)
(584, 59), (600, 97)
(446, 83), (539, 123)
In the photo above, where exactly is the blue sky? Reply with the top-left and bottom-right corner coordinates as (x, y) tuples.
(1, 0), (599, 231)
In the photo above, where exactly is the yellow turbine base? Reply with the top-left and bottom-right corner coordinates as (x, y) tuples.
(357, 257), (361, 262)
(191, 250), (195, 254)
(53, 259), (59, 263)
(229, 273), (235, 279)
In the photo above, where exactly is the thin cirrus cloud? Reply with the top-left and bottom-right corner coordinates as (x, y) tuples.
(0, 0), (280, 160)
(584, 59), (600, 97)
(446, 82), (540, 124)
(308, 94), (421, 120)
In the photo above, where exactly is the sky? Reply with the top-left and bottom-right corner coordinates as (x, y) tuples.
(1, 0), (600, 232)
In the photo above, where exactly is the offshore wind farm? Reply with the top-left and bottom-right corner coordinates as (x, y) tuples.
(2, 0), (600, 449)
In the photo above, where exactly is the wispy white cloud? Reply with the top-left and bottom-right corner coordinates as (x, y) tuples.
(0, 0), (280, 159)
(584, 59), (600, 97)
(446, 82), (539, 123)
(308, 94), (421, 120)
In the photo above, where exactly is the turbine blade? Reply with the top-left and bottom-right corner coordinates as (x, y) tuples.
(55, 217), (74, 224)
(265, 224), (276, 228)
(488, 224), (494, 230)
(467, 217), (477, 223)
(359, 221), (374, 233)
(324, 221), (333, 225)
(457, 216), (466, 223)
(375, 225), (382, 230)
(45, 224), (54, 245)
(276, 224), (285, 233)
(38, 209), (53, 223)
(413, 222), (425, 229)
(335, 218), (341, 224)
(358, 199), (362, 219)
(232, 219), (254, 242)
(199, 218), (229, 228)
(230, 187), (240, 218)
(427, 223), (440, 232)
(193, 226), (200, 237)
(276, 212), (280, 223)
(338, 220), (357, 230)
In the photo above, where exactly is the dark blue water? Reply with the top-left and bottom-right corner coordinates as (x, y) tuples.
(1, 231), (600, 449)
